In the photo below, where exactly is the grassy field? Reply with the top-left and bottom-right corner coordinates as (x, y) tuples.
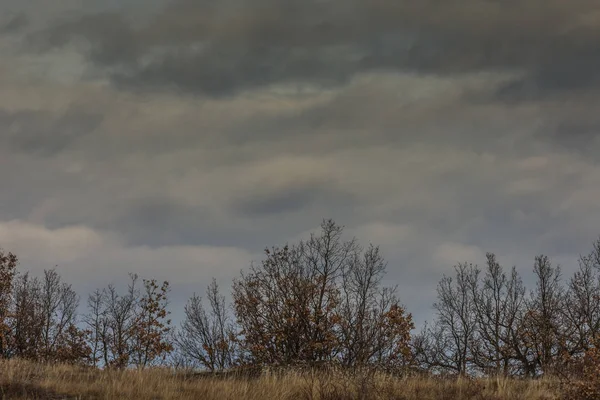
(0, 359), (564, 400)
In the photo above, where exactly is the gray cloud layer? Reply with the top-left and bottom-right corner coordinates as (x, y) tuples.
(26, 0), (600, 102)
(0, 13), (28, 34)
(1, 0), (600, 325)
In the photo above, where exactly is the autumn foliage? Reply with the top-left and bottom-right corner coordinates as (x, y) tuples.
(174, 220), (414, 373)
(231, 220), (414, 370)
(0, 251), (173, 368)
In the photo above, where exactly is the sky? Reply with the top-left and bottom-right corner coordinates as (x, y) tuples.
(1, 0), (600, 325)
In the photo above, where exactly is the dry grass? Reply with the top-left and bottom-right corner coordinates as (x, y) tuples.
(0, 359), (562, 400)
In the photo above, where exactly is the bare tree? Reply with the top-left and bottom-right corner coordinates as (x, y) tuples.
(498, 265), (532, 376)
(432, 263), (479, 375)
(563, 239), (600, 355)
(338, 245), (413, 369)
(413, 320), (457, 374)
(422, 253), (579, 377)
(301, 220), (358, 363)
(84, 289), (107, 367)
(522, 255), (565, 375)
(99, 274), (140, 368)
(469, 254), (527, 376)
(176, 279), (238, 371)
(39, 269), (79, 362)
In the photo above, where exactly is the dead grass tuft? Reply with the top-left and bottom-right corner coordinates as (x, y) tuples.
(0, 359), (562, 400)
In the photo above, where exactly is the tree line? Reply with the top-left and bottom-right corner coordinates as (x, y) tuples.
(414, 242), (600, 377)
(0, 251), (172, 368)
(1, 219), (600, 378)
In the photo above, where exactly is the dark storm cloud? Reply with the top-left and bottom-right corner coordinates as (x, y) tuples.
(0, 108), (103, 156)
(98, 176), (359, 248)
(31, 0), (600, 98)
(233, 186), (320, 217)
(108, 201), (302, 249)
(543, 120), (600, 158)
(39, 12), (140, 66)
(494, 39), (600, 102)
(555, 121), (600, 141)
(0, 108), (104, 156)
(101, 198), (218, 247)
(230, 178), (352, 217)
(0, 13), (28, 34)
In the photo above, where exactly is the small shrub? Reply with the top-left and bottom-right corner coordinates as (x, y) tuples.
(564, 345), (600, 400)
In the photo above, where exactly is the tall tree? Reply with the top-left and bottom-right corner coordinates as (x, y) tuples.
(96, 274), (141, 368)
(521, 255), (565, 375)
(432, 263), (479, 375)
(84, 289), (107, 367)
(39, 269), (80, 362)
(469, 254), (527, 375)
(131, 279), (173, 368)
(9, 273), (43, 360)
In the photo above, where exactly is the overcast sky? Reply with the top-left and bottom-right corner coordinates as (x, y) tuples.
(1, 0), (600, 325)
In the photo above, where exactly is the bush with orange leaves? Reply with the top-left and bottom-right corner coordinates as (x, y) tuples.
(564, 337), (600, 400)
(131, 278), (174, 368)
(232, 219), (414, 371)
